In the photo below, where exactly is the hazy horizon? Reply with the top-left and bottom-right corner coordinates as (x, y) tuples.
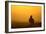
(11, 5), (41, 23)
(11, 5), (41, 28)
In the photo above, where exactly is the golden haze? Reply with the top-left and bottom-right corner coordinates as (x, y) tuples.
(11, 5), (41, 23)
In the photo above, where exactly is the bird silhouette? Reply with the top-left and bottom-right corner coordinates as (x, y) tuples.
(29, 16), (34, 26)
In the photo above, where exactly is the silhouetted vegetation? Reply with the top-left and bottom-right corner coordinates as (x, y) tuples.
(11, 16), (41, 28)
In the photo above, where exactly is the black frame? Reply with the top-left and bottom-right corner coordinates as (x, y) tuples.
(5, 1), (45, 33)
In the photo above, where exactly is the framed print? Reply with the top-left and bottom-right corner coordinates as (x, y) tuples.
(5, 1), (45, 33)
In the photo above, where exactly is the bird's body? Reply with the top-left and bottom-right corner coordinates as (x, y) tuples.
(29, 16), (34, 26)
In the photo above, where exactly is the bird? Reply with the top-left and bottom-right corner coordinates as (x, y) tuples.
(29, 16), (34, 27)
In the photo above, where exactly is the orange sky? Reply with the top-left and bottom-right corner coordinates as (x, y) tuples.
(11, 5), (41, 23)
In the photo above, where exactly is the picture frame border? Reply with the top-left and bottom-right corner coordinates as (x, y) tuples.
(5, 1), (45, 33)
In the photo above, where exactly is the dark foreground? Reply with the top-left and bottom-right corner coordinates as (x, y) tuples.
(11, 22), (41, 28)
